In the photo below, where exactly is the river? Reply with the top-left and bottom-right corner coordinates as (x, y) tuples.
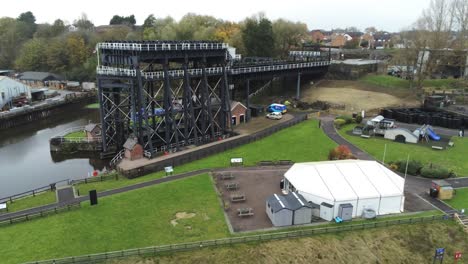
(0, 104), (109, 198)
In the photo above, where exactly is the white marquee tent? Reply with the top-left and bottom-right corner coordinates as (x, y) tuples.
(283, 160), (405, 221)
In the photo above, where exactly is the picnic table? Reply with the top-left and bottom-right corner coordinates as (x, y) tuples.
(237, 207), (254, 217)
(225, 182), (239, 191)
(230, 193), (246, 202)
(220, 172), (235, 180)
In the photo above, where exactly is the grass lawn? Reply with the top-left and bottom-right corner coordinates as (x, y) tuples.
(0, 174), (229, 264)
(360, 75), (461, 90)
(338, 124), (468, 176)
(446, 188), (468, 210)
(64, 130), (86, 139)
(4, 191), (56, 213)
(85, 103), (99, 109)
(76, 119), (337, 194)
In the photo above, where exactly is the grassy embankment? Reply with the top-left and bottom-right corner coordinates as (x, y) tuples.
(3, 191), (56, 213)
(108, 221), (468, 264)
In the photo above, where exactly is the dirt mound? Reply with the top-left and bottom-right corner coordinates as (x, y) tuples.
(303, 87), (420, 112)
(170, 212), (196, 226)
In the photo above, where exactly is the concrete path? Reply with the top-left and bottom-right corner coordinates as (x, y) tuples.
(56, 186), (75, 203)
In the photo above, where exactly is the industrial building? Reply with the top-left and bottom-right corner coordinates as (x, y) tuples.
(0, 76), (32, 110)
(283, 160), (405, 221)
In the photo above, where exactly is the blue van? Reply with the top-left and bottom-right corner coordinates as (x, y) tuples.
(267, 103), (287, 114)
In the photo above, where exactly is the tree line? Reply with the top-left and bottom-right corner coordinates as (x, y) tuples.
(0, 12), (308, 81)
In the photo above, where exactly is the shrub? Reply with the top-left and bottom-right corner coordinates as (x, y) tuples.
(393, 160), (423, 175)
(336, 115), (353, 124)
(420, 165), (451, 179)
(328, 145), (356, 160)
(334, 119), (346, 128)
(355, 115), (363, 124)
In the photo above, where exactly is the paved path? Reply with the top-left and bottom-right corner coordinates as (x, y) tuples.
(57, 187), (75, 203)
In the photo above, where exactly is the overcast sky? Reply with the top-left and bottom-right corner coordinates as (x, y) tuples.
(2, 0), (430, 32)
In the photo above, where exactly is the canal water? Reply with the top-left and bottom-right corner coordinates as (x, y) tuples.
(0, 104), (109, 198)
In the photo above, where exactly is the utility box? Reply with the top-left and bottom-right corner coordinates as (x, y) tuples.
(338, 203), (353, 221)
(320, 202), (334, 221)
(432, 180), (453, 200)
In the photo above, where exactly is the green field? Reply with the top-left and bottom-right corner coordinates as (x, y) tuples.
(85, 103), (99, 109)
(361, 75), (461, 90)
(64, 130), (86, 139)
(4, 191), (56, 213)
(109, 222), (468, 264)
(0, 174), (229, 264)
(338, 124), (468, 176)
(446, 188), (468, 210)
(76, 119), (337, 194)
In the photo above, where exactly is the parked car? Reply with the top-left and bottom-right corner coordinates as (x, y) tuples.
(266, 112), (282, 120)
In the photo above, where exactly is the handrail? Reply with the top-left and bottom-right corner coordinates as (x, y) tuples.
(110, 149), (125, 167)
(97, 61), (331, 79)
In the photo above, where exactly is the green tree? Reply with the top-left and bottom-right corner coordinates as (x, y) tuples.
(73, 13), (94, 31)
(66, 34), (88, 66)
(15, 38), (47, 71)
(242, 14), (274, 57)
(110, 15), (136, 26)
(45, 38), (69, 73)
(17, 11), (37, 38)
(272, 19), (308, 58)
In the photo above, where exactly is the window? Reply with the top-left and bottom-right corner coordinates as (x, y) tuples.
(1, 92), (4, 100)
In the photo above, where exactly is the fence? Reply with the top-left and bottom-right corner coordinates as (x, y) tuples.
(26, 214), (453, 264)
(0, 179), (69, 204)
(0, 203), (81, 227)
(120, 114), (308, 178)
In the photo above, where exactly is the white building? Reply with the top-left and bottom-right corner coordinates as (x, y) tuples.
(283, 160), (405, 221)
(0, 77), (32, 110)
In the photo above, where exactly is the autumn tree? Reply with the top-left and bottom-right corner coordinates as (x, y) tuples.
(15, 38), (47, 71)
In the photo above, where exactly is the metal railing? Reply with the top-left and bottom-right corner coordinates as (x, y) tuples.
(110, 149), (125, 167)
(0, 179), (69, 204)
(289, 51), (323, 57)
(0, 203), (81, 227)
(97, 61), (331, 79)
(97, 42), (228, 51)
(26, 214), (453, 264)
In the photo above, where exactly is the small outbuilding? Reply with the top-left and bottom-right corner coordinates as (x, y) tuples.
(266, 194), (293, 227)
(84, 124), (102, 141)
(123, 137), (144, 160)
(266, 192), (312, 227)
(230, 100), (247, 126)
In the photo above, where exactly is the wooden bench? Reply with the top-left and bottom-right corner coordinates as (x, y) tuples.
(431, 146), (444, 150)
(230, 193), (246, 202)
(219, 173), (235, 180)
(225, 182), (239, 191)
(237, 207), (254, 217)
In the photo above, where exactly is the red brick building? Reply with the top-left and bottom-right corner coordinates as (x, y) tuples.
(84, 124), (101, 141)
(123, 137), (144, 160)
(230, 101), (247, 126)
